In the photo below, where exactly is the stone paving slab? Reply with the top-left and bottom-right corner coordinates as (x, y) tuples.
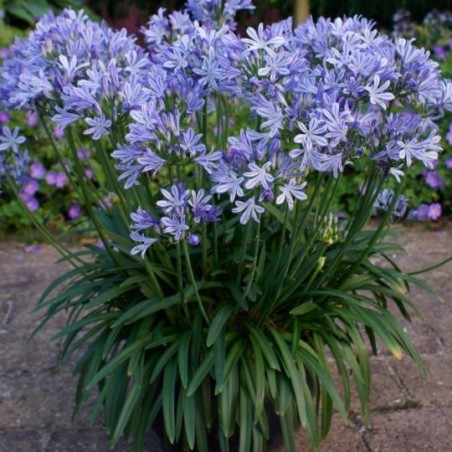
(0, 224), (451, 451)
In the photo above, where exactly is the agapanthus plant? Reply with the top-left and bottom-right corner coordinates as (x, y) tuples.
(1, 2), (452, 451)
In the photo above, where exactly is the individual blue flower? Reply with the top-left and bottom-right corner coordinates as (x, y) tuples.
(242, 23), (285, 57)
(130, 231), (159, 259)
(52, 107), (82, 129)
(294, 118), (328, 151)
(276, 180), (307, 211)
(192, 46), (223, 90)
(180, 128), (206, 157)
(157, 184), (190, 216)
(137, 149), (167, 175)
(131, 207), (160, 232)
(58, 55), (88, 81)
(194, 150), (223, 174)
(232, 196), (265, 224)
(0, 126), (26, 154)
(364, 75), (395, 110)
(252, 95), (284, 137)
(374, 189), (408, 220)
(211, 169), (244, 202)
(161, 215), (190, 241)
(83, 114), (112, 140)
(189, 189), (221, 223)
(243, 161), (274, 190)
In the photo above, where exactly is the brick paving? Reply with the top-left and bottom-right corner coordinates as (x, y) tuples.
(0, 224), (451, 451)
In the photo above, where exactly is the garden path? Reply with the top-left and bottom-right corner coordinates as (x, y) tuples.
(0, 223), (451, 451)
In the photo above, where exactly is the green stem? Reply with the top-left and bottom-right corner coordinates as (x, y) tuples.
(340, 175), (407, 283)
(201, 224), (208, 278)
(65, 128), (120, 266)
(236, 220), (252, 285)
(273, 205), (289, 273)
(176, 241), (189, 318)
(143, 259), (164, 299)
(317, 165), (385, 288)
(93, 139), (130, 225)
(183, 241), (209, 324)
(288, 176), (339, 281)
(241, 220), (261, 306)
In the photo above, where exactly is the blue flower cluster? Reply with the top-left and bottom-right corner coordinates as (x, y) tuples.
(1, 1), (451, 255)
(0, 8), (151, 139)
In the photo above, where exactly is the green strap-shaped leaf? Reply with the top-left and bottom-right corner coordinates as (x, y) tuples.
(238, 384), (253, 452)
(187, 349), (215, 397)
(162, 359), (178, 443)
(246, 323), (280, 371)
(269, 326), (319, 448)
(86, 333), (155, 389)
(181, 386), (196, 450)
(207, 304), (236, 347)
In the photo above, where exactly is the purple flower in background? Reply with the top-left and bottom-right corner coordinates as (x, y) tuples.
(24, 244), (42, 254)
(30, 162), (45, 179)
(0, 112), (10, 123)
(53, 127), (64, 139)
(45, 171), (58, 186)
(21, 178), (39, 196)
(68, 203), (81, 219)
(19, 193), (39, 212)
(26, 111), (38, 126)
(446, 125), (452, 145)
(425, 171), (445, 190)
(0, 48), (10, 59)
(416, 204), (429, 221)
(46, 171), (67, 187)
(433, 45), (447, 60)
(85, 168), (94, 179)
(428, 203), (442, 220)
(446, 157), (452, 169)
(55, 172), (67, 188)
(77, 147), (90, 159)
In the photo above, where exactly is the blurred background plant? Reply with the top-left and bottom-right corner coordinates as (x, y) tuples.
(0, 0), (84, 26)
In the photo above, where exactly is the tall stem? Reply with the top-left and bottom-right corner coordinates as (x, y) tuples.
(65, 127), (120, 266)
(241, 220), (261, 306)
(183, 241), (209, 324)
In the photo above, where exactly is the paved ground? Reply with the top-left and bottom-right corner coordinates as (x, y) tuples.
(0, 223), (451, 451)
